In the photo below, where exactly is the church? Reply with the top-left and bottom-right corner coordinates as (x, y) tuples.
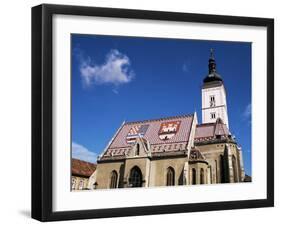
(89, 50), (246, 189)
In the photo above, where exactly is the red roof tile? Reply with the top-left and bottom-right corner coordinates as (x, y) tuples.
(195, 119), (230, 142)
(72, 158), (96, 177)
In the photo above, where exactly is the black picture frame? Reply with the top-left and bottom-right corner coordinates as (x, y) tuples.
(32, 4), (274, 222)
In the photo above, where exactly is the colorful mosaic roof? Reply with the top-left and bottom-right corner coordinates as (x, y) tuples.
(101, 114), (194, 158)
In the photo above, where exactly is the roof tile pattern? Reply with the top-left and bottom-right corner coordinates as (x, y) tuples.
(101, 115), (194, 158)
(72, 158), (96, 177)
(194, 120), (230, 142)
(110, 115), (194, 148)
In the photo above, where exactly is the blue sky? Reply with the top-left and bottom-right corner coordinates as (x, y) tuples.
(71, 34), (252, 176)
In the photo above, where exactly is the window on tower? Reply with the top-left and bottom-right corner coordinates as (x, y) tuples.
(210, 95), (216, 107)
(211, 112), (216, 119)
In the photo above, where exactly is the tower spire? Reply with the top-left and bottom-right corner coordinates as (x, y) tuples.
(203, 48), (222, 83)
(208, 48), (216, 74)
(210, 48), (215, 59)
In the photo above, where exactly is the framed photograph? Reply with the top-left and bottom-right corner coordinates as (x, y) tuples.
(32, 4), (274, 221)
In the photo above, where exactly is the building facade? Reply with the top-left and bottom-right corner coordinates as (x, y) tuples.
(71, 158), (96, 190)
(90, 51), (246, 190)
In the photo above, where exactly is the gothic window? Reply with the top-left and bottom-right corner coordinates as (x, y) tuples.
(209, 166), (212, 184)
(192, 168), (196, 185)
(200, 168), (204, 184)
(232, 156), (238, 182)
(129, 166), (142, 187)
(220, 155), (226, 183)
(166, 167), (175, 186)
(211, 112), (216, 119)
(215, 160), (218, 183)
(210, 95), (216, 107)
(110, 170), (118, 189)
(135, 143), (140, 156)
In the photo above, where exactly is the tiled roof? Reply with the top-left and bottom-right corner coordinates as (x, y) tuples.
(71, 158), (96, 177)
(194, 119), (230, 142)
(101, 114), (194, 158)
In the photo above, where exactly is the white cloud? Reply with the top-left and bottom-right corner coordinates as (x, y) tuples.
(79, 49), (134, 87)
(242, 103), (252, 126)
(72, 142), (97, 163)
(182, 62), (189, 72)
(243, 103), (251, 119)
(182, 60), (191, 73)
(112, 88), (119, 94)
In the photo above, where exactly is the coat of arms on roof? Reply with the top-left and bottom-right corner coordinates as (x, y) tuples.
(158, 120), (181, 140)
(126, 124), (149, 144)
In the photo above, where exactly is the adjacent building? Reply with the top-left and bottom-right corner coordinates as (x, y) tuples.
(71, 158), (96, 190)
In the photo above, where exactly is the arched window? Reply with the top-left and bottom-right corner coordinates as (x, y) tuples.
(135, 144), (140, 156)
(215, 160), (218, 183)
(110, 170), (118, 189)
(192, 168), (196, 185)
(166, 167), (175, 186)
(200, 168), (204, 184)
(208, 166), (212, 184)
(220, 155), (226, 183)
(129, 166), (142, 187)
(232, 155), (238, 182)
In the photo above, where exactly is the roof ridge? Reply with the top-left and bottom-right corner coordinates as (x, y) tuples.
(214, 118), (227, 135)
(213, 121), (217, 136)
(125, 113), (194, 125)
(72, 158), (96, 166)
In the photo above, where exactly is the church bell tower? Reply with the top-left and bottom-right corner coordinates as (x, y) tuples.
(201, 49), (229, 128)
